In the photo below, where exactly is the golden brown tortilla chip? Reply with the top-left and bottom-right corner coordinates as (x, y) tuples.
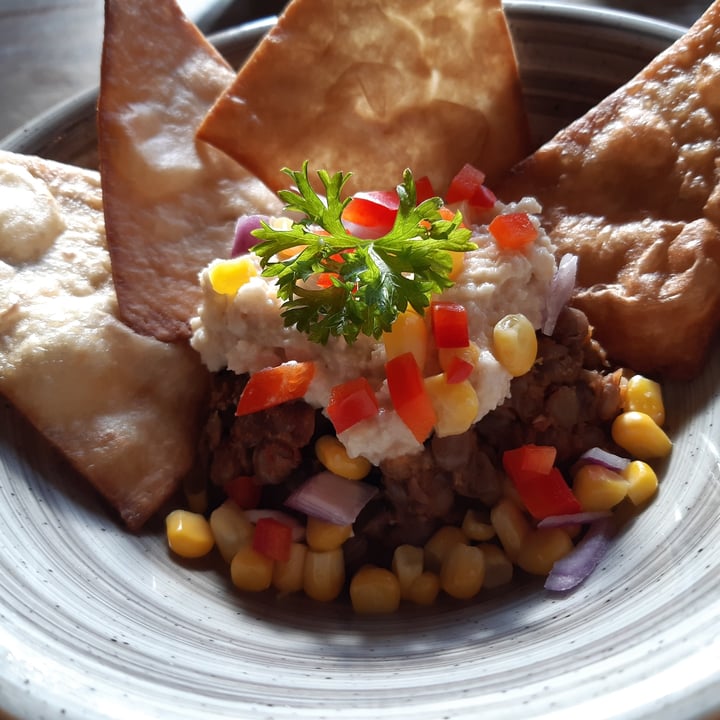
(98, 0), (281, 343)
(497, 1), (720, 380)
(0, 149), (208, 530)
(197, 0), (530, 194)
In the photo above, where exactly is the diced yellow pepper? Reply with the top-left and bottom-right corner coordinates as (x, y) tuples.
(382, 309), (428, 370)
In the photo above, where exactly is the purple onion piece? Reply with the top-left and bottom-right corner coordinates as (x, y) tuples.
(544, 516), (615, 592)
(538, 510), (612, 528)
(577, 446), (630, 473)
(231, 214), (268, 257)
(284, 471), (378, 526)
(542, 253), (578, 336)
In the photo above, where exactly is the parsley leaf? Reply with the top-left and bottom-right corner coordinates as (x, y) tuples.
(251, 162), (476, 345)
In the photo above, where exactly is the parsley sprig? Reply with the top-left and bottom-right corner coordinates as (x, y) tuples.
(251, 162), (475, 345)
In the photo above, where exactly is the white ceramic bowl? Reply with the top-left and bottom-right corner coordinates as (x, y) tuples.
(3, 4), (719, 720)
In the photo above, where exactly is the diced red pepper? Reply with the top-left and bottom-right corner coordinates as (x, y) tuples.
(445, 163), (486, 204)
(326, 377), (380, 434)
(223, 475), (262, 510)
(488, 212), (539, 250)
(431, 302), (470, 349)
(444, 355), (474, 384)
(236, 361), (315, 416)
(503, 445), (581, 519)
(385, 352), (437, 443)
(469, 183), (497, 209)
(342, 190), (399, 234)
(414, 175), (436, 204)
(252, 516), (293, 562)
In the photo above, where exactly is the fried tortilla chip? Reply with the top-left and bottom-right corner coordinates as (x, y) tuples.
(0, 150), (209, 530)
(98, 0), (281, 343)
(197, 0), (530, 194)
(497, 2), (720, 380)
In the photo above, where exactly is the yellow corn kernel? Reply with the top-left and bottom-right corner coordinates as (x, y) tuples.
(303, 548), (345, 602)
(406, 571), (441, 606)
(612, 411), (672, 460)
(208, 257), (257, 296)
(490, 497), (531, 560)
(349, 566), (402, 614)
(209, 500), (254, 563)
(478, 543), (514, 589)
(314, 435), (371, 480)
(461, 509), (496, 541)
(622, 460), (659, 506)
(165, 509), (215, 559)
(230, 545), (274, 591)
(305, 516), (353, 552)
(269, 216), (294, 231)
(272, 542), (308, 594)
(493, 313), (538, 377)
(572, 463), (629, 511)
(440, 543), (485, 600)
(382, 309), (428, 370)
(391, 544), (425, 599)
(516, 527), (574, 576)
(437, 342), (481, 375)
(424, 374), (479, 437)
(624, 375), (665, 426)
(424, 525), (468, 572)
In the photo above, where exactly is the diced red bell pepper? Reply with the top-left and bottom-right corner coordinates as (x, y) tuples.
(502, 445), (581, 520)
(385, 352), (437, 443)
(469, 183), (497, 209)
(236, 361), (315, 416)
(342, 190), (399, 234)
(445, 163), (486, 204)
(414, 175), (436, 204)
(252, 516), (293, 562)
(444, 355), (474, 384)
(431, 302), (470, 349)
(223, 475), (262, 510)
(488, 212), (539, 250)
(326, 377), (380, 434)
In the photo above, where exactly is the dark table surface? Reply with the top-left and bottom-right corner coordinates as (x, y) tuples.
(0, 0), (713, 143)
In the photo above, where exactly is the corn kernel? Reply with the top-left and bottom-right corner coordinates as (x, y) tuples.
(392, 544), (425, 599)
(349, 566), (401, 614)
(305, 516), (353, 552)
(516, 527), (573, 576)
(207, 257), (257, 295)
(303, 548), (345, 602)
(461, 509), (496, 541)
(424, 525), (468, 572)
(405, 571), (441, 605)
(478, 543), (514, 588)
(492, 313), (538, 377)
(424, 374), (479, 437)
(622, 460), (659, 506)
(230, 545), (273, 591)
(272, 542), (308, 594)
(612, 411), (672, 459)
(209, 500), (254, 563)
(165, 509), (215, 559)
(624, 375), (665, 426)
(490, 498), (530, 560)
(448, 251), (466, 280)
(382, 309), (428, 370)
(440, 544), (485, 600)
(437, 342), (481, 375)
(314, 435), (371, 480)
(572, 463), (629, 511)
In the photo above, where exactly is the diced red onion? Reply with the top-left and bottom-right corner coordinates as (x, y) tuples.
(284, 471), (378, 526)
(244, 509), (305, 542)
(577, 446), (630, 473)
(542, 253), (578, 336)
(544, 516), (614, 592)
(538, 510), (612, 528)
(231, 214), (268, 257)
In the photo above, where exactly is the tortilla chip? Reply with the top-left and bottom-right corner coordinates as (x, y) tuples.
(497, 1), (720, 380)
(197, 0), (530, 195)
(0, 149), (209, 530)
(98, 0), (281, 343)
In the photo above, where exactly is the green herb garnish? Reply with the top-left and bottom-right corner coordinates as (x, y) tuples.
(251, 162), (475, 345)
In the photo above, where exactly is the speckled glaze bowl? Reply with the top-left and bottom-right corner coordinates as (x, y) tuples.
(2, 4), (719, 720)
